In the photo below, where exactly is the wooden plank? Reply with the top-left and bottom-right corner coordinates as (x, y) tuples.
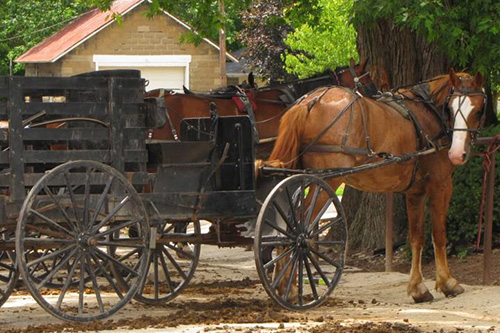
(0, 171), (149, 187)
(109, 78), (125, 173)
(24, 102), (108, 117)
(18, 76), (108, 90)
(21, 150), (109, 164)
(7, 77), (25, 201)
(22, 128), (109, 141)
(0, 101), (7, 116)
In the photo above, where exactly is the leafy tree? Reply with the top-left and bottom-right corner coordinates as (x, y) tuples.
(0, 0), (90, 75)
(239, 0), (295, 82)
(284, 0), (358, 78)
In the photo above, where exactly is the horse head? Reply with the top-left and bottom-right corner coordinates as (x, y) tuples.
(446, 68), (486, 165)
(336, 58), (378, 97)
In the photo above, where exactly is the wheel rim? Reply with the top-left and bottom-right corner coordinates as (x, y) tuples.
(16, 161), (150, 322)
(130, 220), (201, 305)
(254, 174), (347, 310)
(0, 227), (18, 307)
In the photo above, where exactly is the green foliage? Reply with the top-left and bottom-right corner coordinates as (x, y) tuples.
(283, 0), (358, 78)
(446, 125), (500, 253)
(353, 0), (500, 87)
(0, 0), (90, 75)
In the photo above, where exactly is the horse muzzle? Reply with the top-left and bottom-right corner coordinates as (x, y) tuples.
(448, 146), (470, 165)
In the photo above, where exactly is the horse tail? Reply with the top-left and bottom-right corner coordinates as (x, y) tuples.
(266, 103), (309, 169)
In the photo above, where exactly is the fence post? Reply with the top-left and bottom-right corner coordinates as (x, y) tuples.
(482, 148), (495, 285)
(385, 193), (394, 272)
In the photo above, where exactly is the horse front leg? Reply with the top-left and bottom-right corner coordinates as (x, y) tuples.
(428, 180), (465, 297)
(406, 191), (434, 302)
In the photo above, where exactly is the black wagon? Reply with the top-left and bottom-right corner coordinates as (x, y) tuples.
(0, 70), (348, 322)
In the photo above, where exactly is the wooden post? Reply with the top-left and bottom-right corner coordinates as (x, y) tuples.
(218, 0), (227, 87)
(385, 193), (394, 272)
(482, 149), (495, 285)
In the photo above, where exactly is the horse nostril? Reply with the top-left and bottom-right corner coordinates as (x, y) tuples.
(462, 153), (468, 163)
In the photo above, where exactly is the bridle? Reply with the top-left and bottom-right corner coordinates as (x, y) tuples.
(444, 85), (487, 144)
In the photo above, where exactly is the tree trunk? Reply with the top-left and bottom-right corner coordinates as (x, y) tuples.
(218, 0), (227, 87)
(343, 19), (450, 253)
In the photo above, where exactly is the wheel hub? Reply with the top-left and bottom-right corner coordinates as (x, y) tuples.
(296, 234), (308, 248)
(77, 233), (96, 249)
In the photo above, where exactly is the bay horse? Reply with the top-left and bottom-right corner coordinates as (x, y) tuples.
(262, 68), (485, 303)
(145, 59), (375, 158)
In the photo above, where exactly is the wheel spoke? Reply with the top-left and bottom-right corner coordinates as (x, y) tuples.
(28, 209), (75, 236)
(56, 253), (80, 310)
(304, 186), (321, 227)
(0, 261), (15, 272)
(43, 186), (78, 233)
(95, 241), (146, 249)
(158, 248), (175, 293)
(92, 196), (132, 233)
(78, 254), (85, 315)
(164, 242), (195, 261)
(263, 245), (294, 271)
(95, 217), (144, 238)
(309, 217), (343, 238)
(284, 251), (299, 301)
(27, 244), (76, 269)
(89, 175), (114, 227)
(306, 198), (333, 234)
(85, 254), (105, 313)
(298, 251), (304, 306)
(271, 248), (297, 290)
(94, 247), (139, 277)
(83, 167), (92, 230)
(153, 251), (159, 299)
(272, 201), (296, 234)
(89, 252), (124, 299)
(161, 247), (187, 280)
(35, 247), (77, 291)
(63, 171), (81, 231)
(303, 254), (319, 301)
(309, 247), (343, 269)
(160, 223), (176, 237)
(285, 187), (299, 230)
(263, 218), (296, 240)
(306, 251), (331, 287)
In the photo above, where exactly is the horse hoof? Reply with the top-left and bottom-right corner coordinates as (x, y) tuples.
(444, 284), (465, 298)
(412, 290), (434, 303)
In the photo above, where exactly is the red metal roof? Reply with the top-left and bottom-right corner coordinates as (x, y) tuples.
(16, 0), (145, 63)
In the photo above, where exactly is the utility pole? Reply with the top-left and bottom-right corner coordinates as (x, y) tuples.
(218, 0), (227, 87)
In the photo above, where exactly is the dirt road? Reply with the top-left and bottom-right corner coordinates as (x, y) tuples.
(1, 246), (499, 332)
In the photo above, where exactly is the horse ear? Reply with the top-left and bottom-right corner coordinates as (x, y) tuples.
(248, 72), (255, 88)
(449, 68), (459, 86)
(360, 58), (368, 71)
(349, 58), (356, 68)
(473, 71), (484, 88)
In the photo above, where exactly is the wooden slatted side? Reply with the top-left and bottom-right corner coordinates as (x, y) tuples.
(0, 74), (149, 191)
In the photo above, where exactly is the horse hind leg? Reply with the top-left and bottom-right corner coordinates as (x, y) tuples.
(406, 191), (434, 303)
(428, 181), (465, 297)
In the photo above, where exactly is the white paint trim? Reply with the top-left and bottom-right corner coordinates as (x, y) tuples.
(93, 54), (192, 68)
(93, 54), (191, 88)
(51, 0), (147, 63)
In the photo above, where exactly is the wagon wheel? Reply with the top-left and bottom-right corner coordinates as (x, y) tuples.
(113, 220), (201, 305)
(16, 160), (150, 322)
(254, 174), (347, 310)
(0, 227), (18, 307)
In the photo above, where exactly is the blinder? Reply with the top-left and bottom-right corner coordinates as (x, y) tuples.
(444, 85), (487, 144)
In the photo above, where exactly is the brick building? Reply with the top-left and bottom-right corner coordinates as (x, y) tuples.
(16, 0), (238, 92)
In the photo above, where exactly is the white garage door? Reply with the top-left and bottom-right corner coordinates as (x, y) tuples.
(99, 66), (185, 92)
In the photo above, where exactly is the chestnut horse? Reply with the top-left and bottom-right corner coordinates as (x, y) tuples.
(146, 59), (375, 158)
(263, 69), (485, 303)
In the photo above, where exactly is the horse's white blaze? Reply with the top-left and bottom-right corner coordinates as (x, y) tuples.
(448, 96), (474, 165)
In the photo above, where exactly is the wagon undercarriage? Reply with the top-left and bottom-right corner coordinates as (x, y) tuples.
(0, 70), (349, 322)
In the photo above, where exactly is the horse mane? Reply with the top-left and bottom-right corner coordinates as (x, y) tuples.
(427, 75), (451, 106)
